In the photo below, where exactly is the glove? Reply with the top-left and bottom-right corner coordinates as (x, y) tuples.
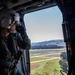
(4, 60), (15, 70)
(16, 25), (26, 35)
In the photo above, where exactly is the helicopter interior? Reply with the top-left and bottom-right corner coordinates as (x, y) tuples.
(0, 0), (75, 75)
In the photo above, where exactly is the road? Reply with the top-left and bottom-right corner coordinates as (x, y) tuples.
(31, 57), (60, 64)
(31, 57), (60, 63)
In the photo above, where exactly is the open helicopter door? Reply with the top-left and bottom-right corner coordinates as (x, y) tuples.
(56, 0), (75, 75)
(16, 13), (30, 75)
(56, 0), (71, 64)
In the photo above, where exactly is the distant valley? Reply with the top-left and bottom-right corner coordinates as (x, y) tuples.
(31, 39), (66, 49)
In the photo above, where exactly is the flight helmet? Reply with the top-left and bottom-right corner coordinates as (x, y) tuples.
(0, 8), (20, 29)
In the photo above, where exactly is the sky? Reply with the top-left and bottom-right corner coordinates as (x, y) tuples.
(24, 6), (63, 43)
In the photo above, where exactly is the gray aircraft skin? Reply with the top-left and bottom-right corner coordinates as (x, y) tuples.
(0, 0), (75, 75)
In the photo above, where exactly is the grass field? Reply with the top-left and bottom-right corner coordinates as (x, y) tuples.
(30, 48), (67, 75)
(31, 59), (61, 75)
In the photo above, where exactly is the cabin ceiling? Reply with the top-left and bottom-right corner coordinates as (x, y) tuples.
(0, 0), (56, 14)
(0, 0), (75, 14)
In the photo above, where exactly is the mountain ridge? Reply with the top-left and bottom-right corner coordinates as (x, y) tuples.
(31, 39), (66, 49)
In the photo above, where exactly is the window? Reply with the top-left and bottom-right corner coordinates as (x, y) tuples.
(24, 6), (67, 75)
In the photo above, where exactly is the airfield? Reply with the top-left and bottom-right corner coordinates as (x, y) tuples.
(30, 48), (67, 75)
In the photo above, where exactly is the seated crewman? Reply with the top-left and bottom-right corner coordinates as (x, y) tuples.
(0, 8), (31, 75)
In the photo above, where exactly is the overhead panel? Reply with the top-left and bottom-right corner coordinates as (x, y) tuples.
(0, 0), (56, 14)
(7, 0), (31, 8)
(11, 0), (56, 14)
